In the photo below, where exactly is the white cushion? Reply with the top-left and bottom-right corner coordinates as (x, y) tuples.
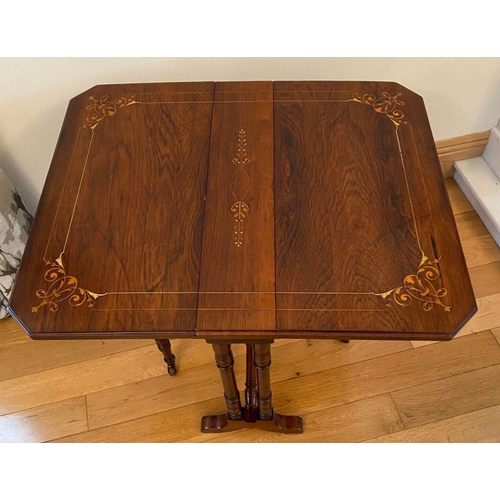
(0, 168), (32, 319)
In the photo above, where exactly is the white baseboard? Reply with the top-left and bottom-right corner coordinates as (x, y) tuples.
(454, 155), (500, 248)
(483, 126), (500, 180)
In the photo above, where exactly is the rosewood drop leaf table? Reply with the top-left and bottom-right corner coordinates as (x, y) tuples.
(9, 81), (477, 434)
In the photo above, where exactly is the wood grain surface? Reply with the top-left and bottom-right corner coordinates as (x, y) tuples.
(10, 82), (215, 336)
(273, 81), (475, 338)
(197, 82), (275, 331)
(9, 81), (476, 341)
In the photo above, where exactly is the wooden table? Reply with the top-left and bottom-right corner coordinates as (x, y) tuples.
(9, 81), (477, 434)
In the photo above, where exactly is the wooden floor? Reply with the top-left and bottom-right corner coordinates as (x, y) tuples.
(1, 177), (500, 443)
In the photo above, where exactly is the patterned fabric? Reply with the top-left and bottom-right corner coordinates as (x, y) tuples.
(0, 168), (32, 319)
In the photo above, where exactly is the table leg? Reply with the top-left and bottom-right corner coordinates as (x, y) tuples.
(244, 344), (258, 423)
(155, 339), (177, 376)
(212, 343), (243, 420)
(254, 343), (273, 420)
(201, 341), (303, 433)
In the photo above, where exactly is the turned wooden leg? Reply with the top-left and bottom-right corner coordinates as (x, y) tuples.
(244, 344), (258, 423)
(254, 343), (273, 421)
(212, 343), (243, 421)
(201, 341), (303, 433)
(155, 339), (177, 376)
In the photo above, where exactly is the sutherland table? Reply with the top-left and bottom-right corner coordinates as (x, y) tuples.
(9, 81), (477, 434)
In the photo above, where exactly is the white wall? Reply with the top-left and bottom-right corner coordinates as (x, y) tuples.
(1, 57), (500, 213)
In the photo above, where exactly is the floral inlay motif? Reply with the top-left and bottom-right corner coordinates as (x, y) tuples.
(352, 92), (405, 125)
(32, 254), (105, 313)
(230, 129), (253, 247)
(86, 95), (137, 130)
(375, 254), (451, 312)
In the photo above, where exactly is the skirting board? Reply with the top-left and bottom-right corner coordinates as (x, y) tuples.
(436, 130), (490, 178)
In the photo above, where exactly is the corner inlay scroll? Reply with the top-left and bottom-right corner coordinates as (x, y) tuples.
(230, 129), (253, 247)
(32, 254), (105, 313)
(374, 254), (452, 312)
(86, 94), (138, 130)
(352, 92), (405, 126)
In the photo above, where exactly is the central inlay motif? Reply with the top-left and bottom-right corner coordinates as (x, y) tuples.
(230, 129), (253, 247)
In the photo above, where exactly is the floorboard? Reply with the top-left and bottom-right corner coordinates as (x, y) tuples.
(0, 397), (87, 443)
(391, 363), (500, 428)
(366, 404), (500, 443)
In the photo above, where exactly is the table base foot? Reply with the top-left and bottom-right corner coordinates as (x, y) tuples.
(165, 358), (177, 376)
(155, 339), (177, 376)
(200, 409), (303, 434)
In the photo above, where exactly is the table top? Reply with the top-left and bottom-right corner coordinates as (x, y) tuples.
(9, 81), (476, 341)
